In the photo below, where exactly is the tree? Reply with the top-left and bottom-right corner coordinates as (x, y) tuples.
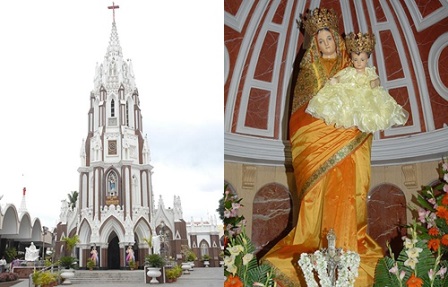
(143, 237), (153, 253)
(216, 184), (227, 221)
(62, 234), (79, 256)
(67, 191), (78, 210)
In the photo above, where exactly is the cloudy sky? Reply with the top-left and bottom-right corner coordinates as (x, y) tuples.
(0, 1), (222, 229)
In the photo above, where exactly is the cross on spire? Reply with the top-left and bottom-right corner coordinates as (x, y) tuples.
(108, 2), (120, 23)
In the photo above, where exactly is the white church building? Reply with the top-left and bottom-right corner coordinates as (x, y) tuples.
(54, 11), (221, 269)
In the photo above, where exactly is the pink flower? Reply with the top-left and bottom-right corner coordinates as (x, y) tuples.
(443, 162), (448, 172)
(436, 267), (447, 278)
(400, 270), (406, 280)
(428, 269), (435, 281)
(444, 184), (448, 193)
(428, 198), (436, 206)
(389, 263), (398, 275)
(418, 208), (428, 223)
(232, 202), (241, 212)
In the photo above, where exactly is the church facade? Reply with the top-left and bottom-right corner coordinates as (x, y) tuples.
(55, 18), (160, 269)
(54, 14), (221, 269)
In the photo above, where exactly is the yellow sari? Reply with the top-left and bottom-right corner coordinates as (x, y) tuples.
(262, 29), (383, 287)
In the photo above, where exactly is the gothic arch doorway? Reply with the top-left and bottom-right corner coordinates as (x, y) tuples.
(108, 232), (120, 269)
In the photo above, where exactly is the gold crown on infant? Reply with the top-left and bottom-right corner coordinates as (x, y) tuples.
(302, 8), (339, 36)
(345, 32), (376, 54)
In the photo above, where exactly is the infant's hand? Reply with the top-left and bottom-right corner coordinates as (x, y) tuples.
(370, 78), (380, 88)
(329, 77), (338, 85)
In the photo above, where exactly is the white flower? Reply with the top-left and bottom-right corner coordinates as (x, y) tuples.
(242, 253), (253, 265)
(406, 247), (423, 259)
(403, 237), (417, 249)
(298, 254), (318, 287)
(404, 257), (419, 269)
(227, 244), (244, 255)
(226, 263), (237, 275)
(223, 255), (235, 267)
(298, 249), (359, 287)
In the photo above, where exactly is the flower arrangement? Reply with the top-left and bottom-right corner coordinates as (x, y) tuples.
(223, 185), (245, 241)
(414, 160), (448, 257)
(373, 159), (448, 287)
(223, 185), (276, 287)
(298, 229), (360, 287)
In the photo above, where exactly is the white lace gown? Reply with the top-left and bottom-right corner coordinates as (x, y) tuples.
(306, 66), (408, 133)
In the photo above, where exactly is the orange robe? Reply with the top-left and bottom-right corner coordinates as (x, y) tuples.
(262, 38), (383, 287)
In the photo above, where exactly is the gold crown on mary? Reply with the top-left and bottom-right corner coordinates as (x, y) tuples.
(302, 8), (339, 35)
(345, 32), (376, 54)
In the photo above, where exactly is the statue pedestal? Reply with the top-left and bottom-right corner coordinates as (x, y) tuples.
(13, 266), (44, 279)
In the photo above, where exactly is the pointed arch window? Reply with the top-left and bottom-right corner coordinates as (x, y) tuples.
(125, 102), (129, 126)
(200, 242), (209, 258)
(111, 99), (115, 117)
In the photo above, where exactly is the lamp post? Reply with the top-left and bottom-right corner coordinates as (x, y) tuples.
(42, 226), (48, 267)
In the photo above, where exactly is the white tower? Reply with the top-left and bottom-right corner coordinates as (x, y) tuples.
(75, 11), (154, 269)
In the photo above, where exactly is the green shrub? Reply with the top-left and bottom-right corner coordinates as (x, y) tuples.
(145, 254), (165, 268)
(172, 265), (182, 278)
(4, 247), (17, 263)
(59, 256), (76, 269)
(166, 268), (177, 279)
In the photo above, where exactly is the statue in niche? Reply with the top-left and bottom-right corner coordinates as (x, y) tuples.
(25, 242), (39, 261)
(126, 246), (135, 264)
(108, 173), (117, 196)
(90, 245), (98, 266)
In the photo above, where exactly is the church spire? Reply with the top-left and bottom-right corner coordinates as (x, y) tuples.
(106, 2), (122, 60)
(105, 21), (123, 60)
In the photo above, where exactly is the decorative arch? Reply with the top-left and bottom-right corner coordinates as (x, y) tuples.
(99, 216), (125, 243)
(31, 219), (43, 242)
(367, 183), (407, 255)
(18, 213), (32, 239)
(78, 219), (92, 244)
(251, 183), (292, 259)
(199, 239), (210, 258)
(134, 217), (151, 243)
(0, 205), (19, 235)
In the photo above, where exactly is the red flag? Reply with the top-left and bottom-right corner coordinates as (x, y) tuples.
(23, 187), (26, 196)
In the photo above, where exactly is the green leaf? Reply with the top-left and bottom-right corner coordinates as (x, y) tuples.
(373, 256), (401, 287)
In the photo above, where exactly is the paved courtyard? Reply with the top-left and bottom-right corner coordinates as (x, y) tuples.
(12, 267), (224, 287)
